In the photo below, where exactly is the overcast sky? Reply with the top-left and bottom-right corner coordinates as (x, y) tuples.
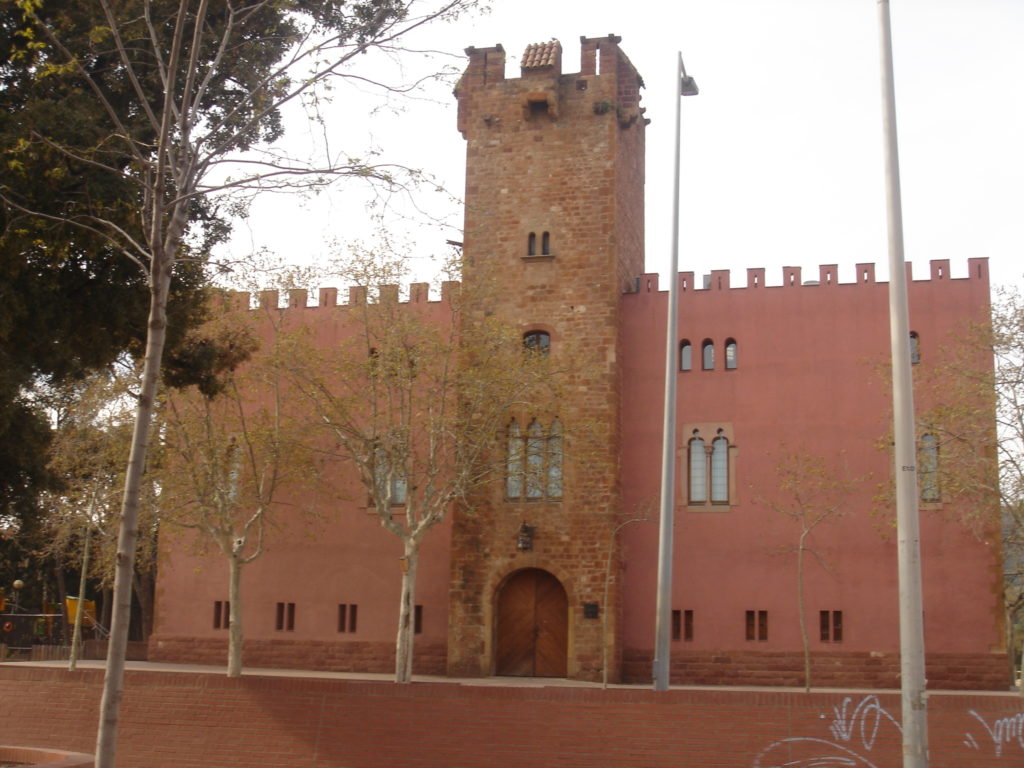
(223, 0), (1024, 294)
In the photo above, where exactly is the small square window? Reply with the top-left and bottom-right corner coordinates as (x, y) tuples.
(276, 602), (295, 631)
(338, 603), (358, 633)
(746, 610), (767, 641)
(820, 610), (843, 642)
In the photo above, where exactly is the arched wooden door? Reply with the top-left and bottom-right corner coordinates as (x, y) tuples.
(495, 568), (568, 677)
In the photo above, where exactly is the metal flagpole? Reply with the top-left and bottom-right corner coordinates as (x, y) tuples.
(654, 53), (698, 692)
(876, 2), (929, 764)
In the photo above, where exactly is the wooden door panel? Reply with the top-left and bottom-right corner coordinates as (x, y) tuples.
(534, 574), (568, 677)
(496, 569), (567, 677)
(495, 572), (537, 676)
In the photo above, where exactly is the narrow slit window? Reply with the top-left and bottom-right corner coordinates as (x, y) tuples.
(541, 231), (550, 255)
(414, 605), (423, 635)
(527, 232), (537, 256)
(684, 610), (694, 641)
(909, 332), (921, 365)
(671, 609), (681, 641)
(286, 602), (295, 631)
(213, 600), (229, 630)
(725, 339), (738, 369)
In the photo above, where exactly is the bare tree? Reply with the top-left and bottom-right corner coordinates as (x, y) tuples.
(907, 289), (1021, 680)
(3, 1), (478, 759)
(761, 449), (859, 692)
(289, 247), (558, 682)
(160, 308), (320, 677)
(40, 368), (160, 655)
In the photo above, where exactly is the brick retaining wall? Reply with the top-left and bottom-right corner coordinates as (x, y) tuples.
(623, 648), (1010, 690)
(2, 666), (1024, 767)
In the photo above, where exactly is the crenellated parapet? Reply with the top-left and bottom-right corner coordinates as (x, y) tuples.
(455, 34), (646, 137)
(630, 258), (989, 295)
(228, 281), (460, 312)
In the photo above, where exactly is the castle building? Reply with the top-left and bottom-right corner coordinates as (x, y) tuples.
(149, 36), (1006, 688)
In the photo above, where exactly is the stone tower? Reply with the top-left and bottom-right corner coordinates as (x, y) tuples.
(448, 36), (647, 681)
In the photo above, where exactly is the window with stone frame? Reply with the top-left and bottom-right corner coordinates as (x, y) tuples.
(506, 418), (563, 501)
(372, 445), (407, 506)
(686, 425), (736, 507)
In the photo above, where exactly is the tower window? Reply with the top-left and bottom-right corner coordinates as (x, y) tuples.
(527, 232), (537, 256)
(541, 232), (551, 255)
(507, 418), (562, 501)
(523, 331), (550, 354)
(528, 100), (549, 118)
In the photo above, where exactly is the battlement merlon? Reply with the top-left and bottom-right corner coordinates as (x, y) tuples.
(227, 281), (461, 311)
(630, 258), (989, 295)
(455, 35), (645, 137)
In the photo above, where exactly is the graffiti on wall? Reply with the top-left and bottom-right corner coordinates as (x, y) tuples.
(753, 695), (1024, 767)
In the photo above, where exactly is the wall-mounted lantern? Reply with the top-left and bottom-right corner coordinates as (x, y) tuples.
(517, 523), (535, 552)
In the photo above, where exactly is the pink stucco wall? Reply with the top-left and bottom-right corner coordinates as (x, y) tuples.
(618, 259), (1001, 662)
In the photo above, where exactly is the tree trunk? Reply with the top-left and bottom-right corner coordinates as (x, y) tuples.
(68, 526), (91, 671)
(132, 569), (155, 643)
(797, 532), (811, 693)
(53, 563), (68, 644)
(394, 540), (419, 683)
(95, 251), (174, 768)
(227, 556), (244, 678)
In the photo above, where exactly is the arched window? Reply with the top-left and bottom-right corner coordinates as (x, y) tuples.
(506, 420), (523, 499)
(687, 424), (736, 507)
(909, 332), (921, 365)
(547, 419), (563, 499)
(702, 339), (714, 370)
(373, 446), (406, 505)
(710, 432), (729, 503)
(527, 232), (537, 256)
(523, 330), (551, 354)
(541, 231), (551, 255)
(507, 418), (562, 501)
(725, 339), (738, 370)
(679, 340), (692, 371)
(920, 433), (939, 502)
(688, 433), (707, 503)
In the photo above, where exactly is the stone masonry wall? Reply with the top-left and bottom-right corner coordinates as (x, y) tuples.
(448, 36), (646, 681)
